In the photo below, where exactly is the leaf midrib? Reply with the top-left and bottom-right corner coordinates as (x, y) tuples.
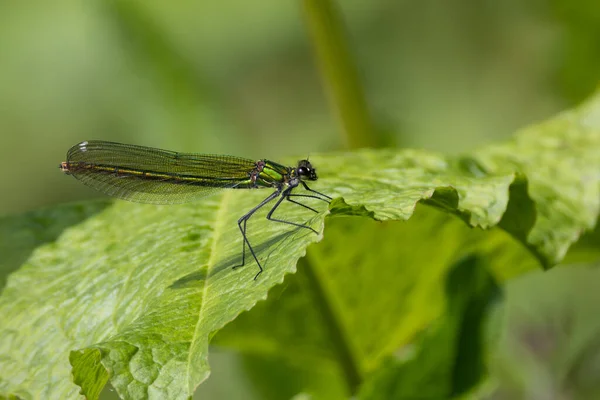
(186, 191), (232, 393)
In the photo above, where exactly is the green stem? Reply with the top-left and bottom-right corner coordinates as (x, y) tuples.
(298, 257), (362, 395)
(302, 0), (377, 149)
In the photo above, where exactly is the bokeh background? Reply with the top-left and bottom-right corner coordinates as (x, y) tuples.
(1, 0), (599, 398)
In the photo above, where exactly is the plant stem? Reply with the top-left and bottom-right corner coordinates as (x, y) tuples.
(302, 0), (377, 149)
(298, 257), (362, 395)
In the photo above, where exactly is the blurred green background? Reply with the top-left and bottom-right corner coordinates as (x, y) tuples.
(1, 0), (599, 399)
(4, 0), (599, 215)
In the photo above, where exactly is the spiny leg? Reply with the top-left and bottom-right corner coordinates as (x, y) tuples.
(235, 218), (248, 266)
(300, 181), (332, 201)
(286, 183), (333, 212)
(288, 193), (330, 202)
(286, 196), (319, 213)
(233, 189), (280, 280)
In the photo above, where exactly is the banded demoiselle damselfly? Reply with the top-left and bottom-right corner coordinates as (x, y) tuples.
(60, 140), (331, 279)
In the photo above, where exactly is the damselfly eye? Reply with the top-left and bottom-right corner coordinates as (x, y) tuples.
(297, 160), (318, 180)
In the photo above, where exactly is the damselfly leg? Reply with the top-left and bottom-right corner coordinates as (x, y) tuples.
(233, 190), (281, 280)
(234, 182), (331, 280)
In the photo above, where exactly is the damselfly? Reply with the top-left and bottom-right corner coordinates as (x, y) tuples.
(60, 140), (331, 279)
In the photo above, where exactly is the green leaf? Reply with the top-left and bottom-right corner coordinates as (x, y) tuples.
(70, 348), (109, 400)
(0, 195), (327, 399)
(238, 353), (347, 400)
(212, 210), (532, 398)
(357, 255), (501, 400)
(211, 93), (600, 398)
(1, 92), (600, 398)
(471, 94), (600, 266)
(0, 200), (111, 292)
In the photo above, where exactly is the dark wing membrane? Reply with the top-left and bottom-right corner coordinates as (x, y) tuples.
(65, 140), (258, 204)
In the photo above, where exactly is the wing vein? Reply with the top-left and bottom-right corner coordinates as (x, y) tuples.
(65, 141), (260, 204)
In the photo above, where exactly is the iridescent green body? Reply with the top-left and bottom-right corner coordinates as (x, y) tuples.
(254, 161), (289, 188)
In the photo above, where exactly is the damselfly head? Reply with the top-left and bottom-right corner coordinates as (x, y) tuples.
(297, 159), (318, 180)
